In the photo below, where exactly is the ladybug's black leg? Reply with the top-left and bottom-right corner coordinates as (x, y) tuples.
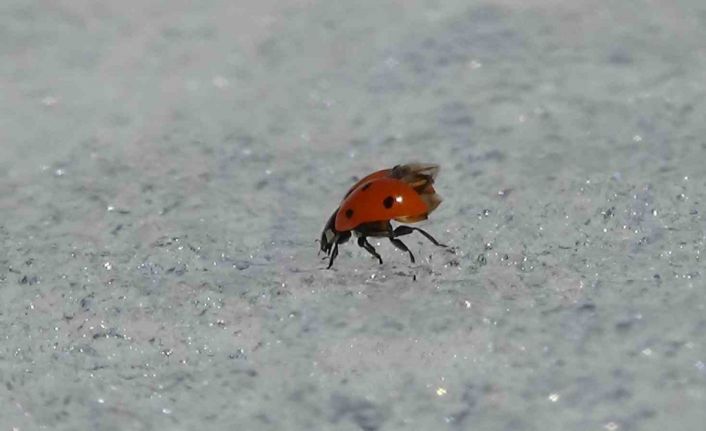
(357, 237), (383, 265)
(326, 231), (351, 268)
(327, 241), (339, 269)
(393, 225), (447, 247)
(389, 237), (415, 263)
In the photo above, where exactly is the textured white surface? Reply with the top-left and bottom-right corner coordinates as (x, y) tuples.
(1, 1), (706, 429)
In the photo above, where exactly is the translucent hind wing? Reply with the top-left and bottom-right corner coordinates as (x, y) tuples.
(395, 214), (428, 223)
(392, 163), (439, 181)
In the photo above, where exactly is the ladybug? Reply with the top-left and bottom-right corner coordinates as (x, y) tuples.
(320, 163), (446, 268)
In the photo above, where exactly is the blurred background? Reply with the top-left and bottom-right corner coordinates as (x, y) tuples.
(1, 0), (705, 429)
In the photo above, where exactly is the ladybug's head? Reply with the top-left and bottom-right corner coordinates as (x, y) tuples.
(319, 210), (338, 254)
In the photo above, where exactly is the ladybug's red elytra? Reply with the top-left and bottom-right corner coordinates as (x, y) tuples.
(320, 163), (446, 268)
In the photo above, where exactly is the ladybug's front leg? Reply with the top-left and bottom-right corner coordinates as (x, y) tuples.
(327, 240), (339, 269)
(326, 231), (351, 269)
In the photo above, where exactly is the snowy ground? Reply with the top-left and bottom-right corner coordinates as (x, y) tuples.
(2, 0), (705, 429)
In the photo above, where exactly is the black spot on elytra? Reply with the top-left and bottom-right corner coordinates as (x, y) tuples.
(361, 183), (371, 191)
(383, 196), (394, 209)
(345, 209), (354, 218)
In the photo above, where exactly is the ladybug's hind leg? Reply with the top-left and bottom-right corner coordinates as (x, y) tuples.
(392, 225), (447, 248)
(357, 237), (383, 265)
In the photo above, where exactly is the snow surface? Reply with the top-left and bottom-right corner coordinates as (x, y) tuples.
(1, 0), (705, 429)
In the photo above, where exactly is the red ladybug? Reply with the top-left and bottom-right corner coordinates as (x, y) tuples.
(320, 163), (446, 268)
